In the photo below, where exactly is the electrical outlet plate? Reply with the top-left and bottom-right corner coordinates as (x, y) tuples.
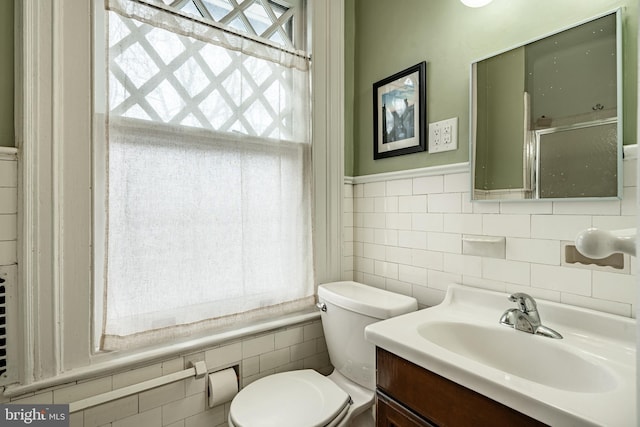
(428, 117), (458, 153)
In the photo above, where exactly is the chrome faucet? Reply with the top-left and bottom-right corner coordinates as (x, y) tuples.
(499, 293), (562, 339)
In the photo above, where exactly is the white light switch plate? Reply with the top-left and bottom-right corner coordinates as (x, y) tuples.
(429, 117), (458, 153)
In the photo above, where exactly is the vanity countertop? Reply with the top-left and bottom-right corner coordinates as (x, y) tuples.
(365, 284), (637, 426)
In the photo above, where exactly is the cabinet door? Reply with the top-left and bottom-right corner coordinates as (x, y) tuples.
(376, 348), (547, 427)
(377, 392), (436, 427)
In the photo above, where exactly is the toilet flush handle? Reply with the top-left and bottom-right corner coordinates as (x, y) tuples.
(316, 302), (327, 312)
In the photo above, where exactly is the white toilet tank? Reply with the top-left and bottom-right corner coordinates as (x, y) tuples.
(317, 281), (417, 391)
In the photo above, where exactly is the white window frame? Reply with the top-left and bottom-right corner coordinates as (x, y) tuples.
(9, 0), (343, 393)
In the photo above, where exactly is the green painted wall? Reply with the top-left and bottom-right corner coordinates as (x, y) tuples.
(0, 0), (13, 147)
(347, 0), (637, 177)
(0, 0), (15, 147)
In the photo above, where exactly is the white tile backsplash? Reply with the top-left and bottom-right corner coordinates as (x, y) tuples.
(427, 232), (462, 254)
(552, 199), (621, 216)
(374, 260), (399, 279)
(411, 249), (443, 270)
(443, 213), (483, 234)
(398, 230), (427, 250)
(343, 156), (638, 317)
(363, 181), (385, 197)
(241, 334), (274, 359)
(482, 258), (531, 286)
(506, 238), (561, 265)
(205, 342), (242, 370)
(531, 264), (592, 295)
(444, 173), (469, 193)
(274, 327), (303, 349)
(0, 188), (17, 213)
(398, 195), (427, 213)
(499, 201), (553, 215)
(398, 264), (428, 286)
(411, 213), (443, 232)
(0, 214), (17, 241)
(531, 215), (592, 240)
(139, 381), (185, 412)
(443, 253), (482, 277)
(386, 246), (411, 264)
(112, 364), (163, 389)
(482, 214), (531, 238)
(112, 409), (162, 427)
(427, 270), (462, 291)
(428, 193), (462, 213)
(385, 213), (412, 230)
(386, 178), (413, 196)
(374, 229), (398, 246)
(413, 175), (444, 194)
(593, 270), (637, 303)
(0, 160), (16, 186)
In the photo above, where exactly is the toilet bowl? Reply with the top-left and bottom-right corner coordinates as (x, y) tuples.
(227, 281), (418, 427)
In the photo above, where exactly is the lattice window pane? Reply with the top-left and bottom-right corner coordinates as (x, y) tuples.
(245, 2), (272, 35)
(157, 0), (300, 49)
(269, 31), (286, 46)
(180, 0), (201, 17)
(227, 16), (249, 33)
(202, 0), (233, 21)
(108, 8), (306, 139)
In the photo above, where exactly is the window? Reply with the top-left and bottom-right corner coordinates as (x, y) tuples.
(173, 0), (298, 48)
(98, 0), (313, 349)
(15, 0), (342, 388)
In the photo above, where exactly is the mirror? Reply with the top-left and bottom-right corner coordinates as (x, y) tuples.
(471, 10), (622, 201)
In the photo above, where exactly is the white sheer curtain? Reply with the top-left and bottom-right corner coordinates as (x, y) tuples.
(101, 0), (313, 349)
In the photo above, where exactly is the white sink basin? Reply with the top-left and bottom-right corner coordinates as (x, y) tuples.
(417, 321), (617, 393)
(365, 284), (636, 426)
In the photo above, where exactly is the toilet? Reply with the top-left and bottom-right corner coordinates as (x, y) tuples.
(228, 281), (418, 427)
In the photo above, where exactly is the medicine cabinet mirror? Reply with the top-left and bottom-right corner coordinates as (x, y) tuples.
(470, 10), (622, 201)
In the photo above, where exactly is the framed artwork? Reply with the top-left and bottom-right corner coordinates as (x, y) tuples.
(373, 62), (427, 159)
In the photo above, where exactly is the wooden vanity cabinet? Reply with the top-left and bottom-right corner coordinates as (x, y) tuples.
(375, 348), (548, 427)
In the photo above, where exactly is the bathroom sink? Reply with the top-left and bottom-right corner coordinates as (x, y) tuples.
(365, 284), (637, 426)
(417, 321), (617, 393)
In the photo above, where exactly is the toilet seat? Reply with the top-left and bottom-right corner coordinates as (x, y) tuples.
(229, 370), (351, 427)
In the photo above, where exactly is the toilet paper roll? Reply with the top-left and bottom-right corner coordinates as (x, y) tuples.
(208, 368), (239, 408)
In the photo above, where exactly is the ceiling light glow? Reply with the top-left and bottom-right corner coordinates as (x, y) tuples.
(460, 0), (493, 7)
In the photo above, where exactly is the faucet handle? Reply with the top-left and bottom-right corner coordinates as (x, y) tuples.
(508, 293), (538, 313)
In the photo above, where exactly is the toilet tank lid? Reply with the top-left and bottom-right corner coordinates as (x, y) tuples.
(318, 281), (417, 319)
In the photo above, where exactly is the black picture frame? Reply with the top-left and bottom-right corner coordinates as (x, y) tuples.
(373, 62), (427, 159)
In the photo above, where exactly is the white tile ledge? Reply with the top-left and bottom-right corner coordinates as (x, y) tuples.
(3, 309), (320, 398)
(345, 145), (636, 185)
(623, 143), (637, 160)
(345, 162), (469, 185)
(0, 147), (18, 161)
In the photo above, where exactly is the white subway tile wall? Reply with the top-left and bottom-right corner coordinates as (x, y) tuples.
(343, 159), (638, 318)
(0, 158), (17, 268)
(3, 320), (330, 427)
